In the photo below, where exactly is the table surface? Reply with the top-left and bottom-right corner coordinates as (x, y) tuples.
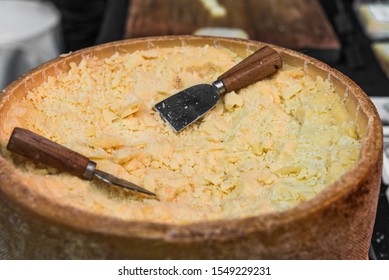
(126, 0), (340, 52)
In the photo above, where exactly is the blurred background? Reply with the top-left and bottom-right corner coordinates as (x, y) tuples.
(2, 0), (389, 95)
(0, 0), (388, 259)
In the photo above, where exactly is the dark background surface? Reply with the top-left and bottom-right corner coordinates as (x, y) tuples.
(319, 0), (389, 98)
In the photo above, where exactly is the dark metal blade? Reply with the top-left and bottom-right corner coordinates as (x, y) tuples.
(154, 84), (220, 132)
(93, 169), (156, 196)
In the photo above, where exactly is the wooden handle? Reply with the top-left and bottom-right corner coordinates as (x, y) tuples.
(7, 127), (96, 180)
(218, 46), (282, 93)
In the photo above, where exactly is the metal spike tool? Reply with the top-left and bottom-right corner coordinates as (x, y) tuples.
(7, 127), (156, 197)
(154, 46), (283, 132)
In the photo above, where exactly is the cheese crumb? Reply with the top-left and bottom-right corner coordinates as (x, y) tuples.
(224, 91), (243, 110)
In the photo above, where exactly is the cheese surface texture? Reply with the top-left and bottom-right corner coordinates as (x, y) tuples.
(0, 45), (362, 223)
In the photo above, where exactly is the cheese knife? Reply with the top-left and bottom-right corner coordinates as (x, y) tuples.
(154, 46), (282, 132)
(7, 127), (156, 197)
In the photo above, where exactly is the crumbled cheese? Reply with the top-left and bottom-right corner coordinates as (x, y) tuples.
(224, 91), (243, 110)
(0, 45), (362, 224)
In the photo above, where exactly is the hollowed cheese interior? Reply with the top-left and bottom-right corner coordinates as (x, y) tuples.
(0, 45), (362, 223)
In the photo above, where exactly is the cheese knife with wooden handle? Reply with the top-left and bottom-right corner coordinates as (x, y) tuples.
(154, 46), (282, 132)
(7, 127), (156, 197)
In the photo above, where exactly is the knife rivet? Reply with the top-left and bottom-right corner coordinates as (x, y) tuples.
(212, 80), (226, 95)
(83, 161), (96, 180)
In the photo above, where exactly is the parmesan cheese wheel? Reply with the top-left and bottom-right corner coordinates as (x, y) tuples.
(0, 36), (382, 259)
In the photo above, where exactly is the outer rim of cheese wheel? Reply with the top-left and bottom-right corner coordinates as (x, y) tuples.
(0, 35), (382, 241)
